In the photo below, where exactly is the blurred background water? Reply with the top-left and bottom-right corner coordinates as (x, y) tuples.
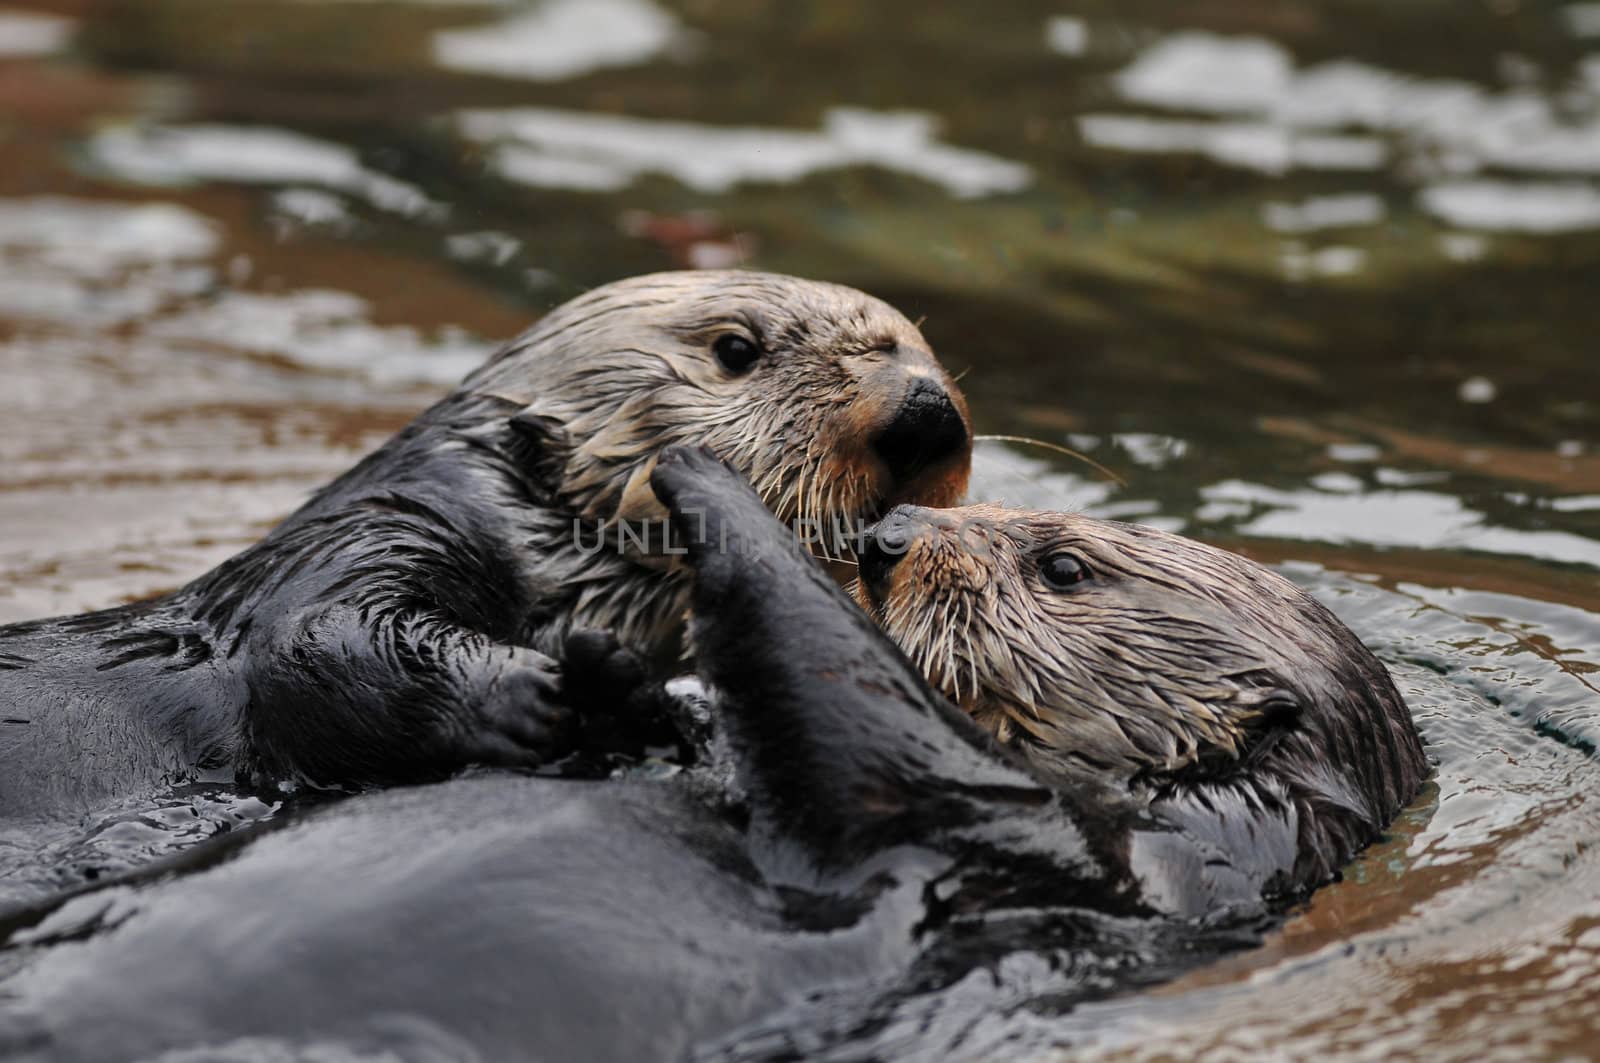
(0, 1), (1598, 1057)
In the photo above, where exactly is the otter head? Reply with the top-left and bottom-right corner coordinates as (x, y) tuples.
(854, 505), (1428, 891)
(467, 270), (970, 564)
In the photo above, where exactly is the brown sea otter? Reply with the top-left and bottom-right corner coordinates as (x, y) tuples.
(0, 271), (971, 819)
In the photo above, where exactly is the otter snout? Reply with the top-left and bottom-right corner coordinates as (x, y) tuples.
(859, 506), (936, 599)
(871, 377), (970, 502)
(859, 519), (908, 596)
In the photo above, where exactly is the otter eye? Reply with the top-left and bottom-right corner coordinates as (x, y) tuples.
(1039, 552), (1089, 590)
(712, 333), (761, 374)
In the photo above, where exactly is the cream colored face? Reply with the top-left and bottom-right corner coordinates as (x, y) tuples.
(855, 505), (1335, 782)
(469, 270), (972, 563)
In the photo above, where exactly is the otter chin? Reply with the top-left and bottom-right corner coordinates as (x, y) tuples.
(854, 503), (1428, 891)
(0, 271), (971, 820)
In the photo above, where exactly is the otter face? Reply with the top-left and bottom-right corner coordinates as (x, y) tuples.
(469, 270), (971, 560)
(853, 504), (1410, 787)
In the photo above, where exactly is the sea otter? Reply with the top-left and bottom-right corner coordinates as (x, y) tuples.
(0, 450), (1425, 1062)
(0, 271), (971, 819)
(855, 502), (1428, 895)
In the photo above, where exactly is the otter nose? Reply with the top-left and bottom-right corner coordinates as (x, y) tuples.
(872, 378), (969, 489)
(858, 508), (921, 595)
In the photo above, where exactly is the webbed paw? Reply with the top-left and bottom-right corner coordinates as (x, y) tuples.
(560, 629), (683, 758)
(458, 649), (577, 768)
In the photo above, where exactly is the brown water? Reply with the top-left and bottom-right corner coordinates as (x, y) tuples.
(1, 0), (1598, 1056)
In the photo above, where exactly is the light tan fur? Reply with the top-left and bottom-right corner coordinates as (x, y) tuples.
(857, 506), (1356, 781)
(468, 271), (970, 661)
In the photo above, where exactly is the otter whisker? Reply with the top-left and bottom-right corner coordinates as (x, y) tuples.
(822, 475), (847, 563)
(960, 611), (980, 707)
(974, 434), (1127, 488)
(793, 464), (814, 557)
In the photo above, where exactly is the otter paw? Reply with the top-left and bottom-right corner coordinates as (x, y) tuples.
(561, 629), (648, 707)
(460, 651), (578, 768)
(560, 629), (681, 757)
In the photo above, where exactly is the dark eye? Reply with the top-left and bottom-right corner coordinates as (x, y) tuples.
(713, 333), (761, 374)
(1039, 552), (1089, 590)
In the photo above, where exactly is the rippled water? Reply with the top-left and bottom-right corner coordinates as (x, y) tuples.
(0, 0), (1597, 1056)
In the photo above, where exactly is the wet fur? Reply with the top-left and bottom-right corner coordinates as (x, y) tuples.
(0, 451), (1277, 1063)
(0, 271), (970, 815)
(861, 504), (1428, 895)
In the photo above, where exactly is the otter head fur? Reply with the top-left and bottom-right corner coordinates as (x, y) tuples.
(855, 505), (1428, 892)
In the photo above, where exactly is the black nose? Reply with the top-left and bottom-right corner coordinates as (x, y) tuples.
(858, 511), (916, 595)
(872, 378), (968, 488)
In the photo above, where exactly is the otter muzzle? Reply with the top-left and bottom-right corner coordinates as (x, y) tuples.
(871, 378), (969, 493)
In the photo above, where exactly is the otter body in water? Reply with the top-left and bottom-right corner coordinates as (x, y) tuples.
(0, 451), (1424, 1062)
(0, 272), (971, 817)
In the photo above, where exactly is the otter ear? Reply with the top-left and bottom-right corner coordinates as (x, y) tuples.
(489, 401), (573, 490)
(1226, 687), (1304, 771)
(1246, 688), (1303, 728)
(1153, 686), (1303, 788)
(506, 402), (571, 453)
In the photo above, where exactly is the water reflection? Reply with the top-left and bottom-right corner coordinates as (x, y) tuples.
(0, 0), (1597, 1056)
(1085, 28), (1600, 232)
(150, 290), (494, 384)
(0, 8), (71, 56)
(1570, 3), (1600, 38)
(1078, 113), (1386, 175)
(974, 440), (1600, 571)
(0, 198), (216, 326)
(1202, 477), (1600, 568)
(1421, 178), (1600, 231)
(458, 106), (1032, 197)
(0, 787), (277, 909)
(432, 0), (682, 81)
(85, 125), (440, 218)
(1261, 194), (1385, 233)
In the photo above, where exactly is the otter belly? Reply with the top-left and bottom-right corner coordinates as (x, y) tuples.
(0, 777), (931, 1063)
(0, 613), (235, 820)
